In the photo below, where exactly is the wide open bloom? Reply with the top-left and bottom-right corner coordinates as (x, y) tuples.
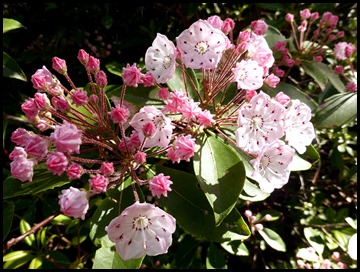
(176, 19), (230, 69)
(129, 106), (173, 148)
(145, 33), (176, 84)
(105, 201), (176, 260)
(250, 140), (295, 193)
(235, 91), (285, 154)
(284, 99), (315, 154)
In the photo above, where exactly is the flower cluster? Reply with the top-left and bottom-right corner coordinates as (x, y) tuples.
(9, 13), (322, 261)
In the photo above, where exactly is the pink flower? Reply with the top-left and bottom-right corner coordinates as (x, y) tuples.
(235, 91), (285, 154)
(251, 140), (295, 193)
(10, 156), (35, 182)
(89, 174), (109, 194)
(9, 146), (27, 160)
(275, 91), (291, 106)
(11, 128), (32, 146)
(149, 173), (173, 198)
(176, 19), (230, 69)
(86, 56), (100, 74)
(51, 96), (70, 112)
(78, 49), (90, 66)
(25, 135), (49, 160)
(141, 72), (156, 87)
(158, 87), (170, 100)
(129, 106), (173, 148)
(251, 20), (268, 35)
(108, 103), (130, 124)
(46, 151), (68, 176)
(50, 120), (83, 154)
(100, 162), (114, 175)
(95, 70), (108, 88)
(66, 163), (83, 180)
(58, 186), (89, 220)
(145, 33), (176, 84)
(232, 59), (264, 90)
(196, 109), (215, 128)
(164, 89), (188, 114)
(122, 63), (142, 87)
(264, 74), (280, 88)
(105, 201), (176, 260)
(221, 18), (235, 35)
(179, 99), (202, 121)
(173, 135), (196, 162)
(207, 15), (223, 29)
(284, 99), (315, 154)
(21, 98), (39, 122)
(34, 93), (50, 110)
(52, 57), (67, 74)
(71, 89), (88, 107)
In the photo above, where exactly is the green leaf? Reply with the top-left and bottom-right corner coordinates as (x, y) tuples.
(93, 246), (144, 269)
(262, 81), (318, 112)
(105, 61), (124, 77)
(3, 52), (27, 81)
(289, 153), (312, 171)
(28, 256), (43, 269)
(206, 243), (227, 269)
(240, 179), (270, 202)
(264, 25), (286, 48)
(3, 18), (25, 33)
(3, 201), (14, 241)
(303, 227), (325, 255)
(313, 92), (357, 128)
(345, 217), (357, 230)
(3, 164), (71, 199)
(333, 230), (349, 249)
(221, 240), (249, 256)
(301, 62), (328, 91)
(157, 166), (250, 243)
(255, 209), (283, 222)
(193, 134), (246, 226)
(3, 251), (34, 269)
(20, 218), (35, 247)
(166, 66), (200, 101)
(174, 234), (202, 269)
(258, 227), (286, 252)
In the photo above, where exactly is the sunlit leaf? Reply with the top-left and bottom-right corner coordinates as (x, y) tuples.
(3, 52), (27, 81)
(28, 256), (43, 269)
(221, 240), (249, 256)
(20, 219), (35, 247)
(304, 227), (325, 255)
(3, 18), (25, 33)
(258, 227), (286, 252)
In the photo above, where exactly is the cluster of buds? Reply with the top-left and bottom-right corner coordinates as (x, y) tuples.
(9, 14), (318, 260)
(296, 247), (348, 269)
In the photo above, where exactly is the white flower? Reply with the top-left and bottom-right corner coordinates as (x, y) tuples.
(129, 106), (174, 148)
(232, 59), (264, 90)
(235, 91), (285, 154)
(105, 201), (176, 260)
(250, 140), (295, 193)
(284, 99), (315, 154)
(176, 19), (230, 69)
(145, 33), (176, 84)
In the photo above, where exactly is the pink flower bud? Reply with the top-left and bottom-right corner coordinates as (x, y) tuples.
(66, 163), (83, 180)
(78, 49), (90, 66)
(237, 30), (251, 43)
(21, 98), (39, 122)
(58, 187), (89, 220)
(222, 18), (235, 35)
(245, 90), (257, 102)
(46, 151), (68, 176)
(122, 63), (142, 87)
(285, 13), (294, 23)
(89, 174), (109, 194)
(255, 223), (263, 231)
(158, 87), (170, 100)
(149, 173), (173, 198)
(86, 56), (100, 74)
(9, 146), (27, 160)
(34, 93), (50, 110)
(251, 20), (268, 35)
(71, 89), (88, 107)
(207, 15), (223, 29)
(273, 40), (287, 51)
(300, 9), (311, 20)
(95, 70), (108, 88)
(141, 72), (156, 87)
(25, 135), (49, 160)
(50, 120), (83, 155)
(346, 82), (357, 93)
(314, 55), (323, 62)
(10, 156), (34, 182)
(310, 12), (319, 21)
(265, 214), (272, 221)
(108, 104), (130, 124)
(142, 122), (156, 137)
(11, 128), (32, 146)
(264, 74), (280, 88)
(51, 96), (70, 112)
(275, 91), (291, 106)
(334, 65), (344, 75)
(134, 151), (146, 164)
(52, 57), (67, 74)
(100, 162), (114, 175)
(244, 210), (252, 218)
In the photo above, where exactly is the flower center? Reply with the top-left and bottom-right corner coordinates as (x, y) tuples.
(133, 215), (150, 231)
(195, 41), (209, 55)
(252, 116), (263, 129)
(261, 155), (271, 167)
(162, 56), (172, 69)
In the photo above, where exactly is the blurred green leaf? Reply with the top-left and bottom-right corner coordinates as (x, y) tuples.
(240, 179), (270, 202)
(255, 209), (283, 222)
(304, 227), (325, 255)
(3, 250), (34, 269)
(193, 134), (245, 226)
(3, 18), (25, 33)
(301, 62), (328, 91)
(221, 240), (249, 256)
(28, 256), (43, 269)
(3, 52), (27, 81)
(258, 227), (286, 252)
(3, 201), (14, 241)
(206, 243), (227, 269)
(20, 218), (35, 247)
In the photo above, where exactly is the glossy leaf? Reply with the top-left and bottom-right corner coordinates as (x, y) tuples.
(301, 62), (328, 91)
(3, 201), (14, 241)
(206, 243), (227, 269)
(221, 240), (249, 256)
(304, 227), (325, 255)
(240, 179), (270, 202)
(20, 218), (35, 247)
(3, 18), (25, 33)
(313, 92), (357, 128)
(28, 256), (43, 269)
(193, 134), (246, 226)
(3, 250), (34, 269)
(157, 166), (250, 243)
(3, 52), (27, 82)
(258, 227), (286, 252)
(93, 245), (144, 269)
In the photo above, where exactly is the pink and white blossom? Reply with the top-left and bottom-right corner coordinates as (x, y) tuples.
(176, 19), (230, 69)
(10, 156), (35, 182)
(145, 33), (176, 84)
(149, 173), (173, 198)
(129, 106), (173, 148)
(235, 91), (285, 154)
(58, 186), (89, 220)
(250, 140), (295, 193)
(105, 201), (176, 260)
(50, 121), (83, 155)
(284, 100), (315, 154)
(232, 59), (264, 90)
